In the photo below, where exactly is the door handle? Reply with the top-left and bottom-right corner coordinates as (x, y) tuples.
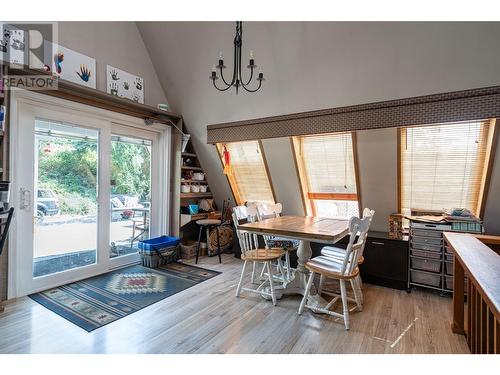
(20, 188), (31, 210)
(371, 241), (385, 246)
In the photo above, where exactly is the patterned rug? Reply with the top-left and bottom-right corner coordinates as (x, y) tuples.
(29, 262), (220, 332)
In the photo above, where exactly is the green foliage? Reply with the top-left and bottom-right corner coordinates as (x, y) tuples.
(110, 141), (151, 200)
(37, 137), (150, 216)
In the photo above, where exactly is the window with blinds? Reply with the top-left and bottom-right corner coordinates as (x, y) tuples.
(293, 132), (360, 218)
(217, 141), (275, 205)
(399, 120), (496, 217)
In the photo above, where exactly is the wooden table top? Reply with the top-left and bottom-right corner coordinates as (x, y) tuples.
(238, 215), (350, 243)
(444, 232), (500, 320)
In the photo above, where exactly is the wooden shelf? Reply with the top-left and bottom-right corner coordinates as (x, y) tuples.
(8, 68), (181, 123)
(190, 213), (209, 220)
(180, 212), (210, 227)
(182, 179), (208, 184)
(180, 192), (213, 198)
(181, 166), (203, 171)
(182, 152), (197, 158)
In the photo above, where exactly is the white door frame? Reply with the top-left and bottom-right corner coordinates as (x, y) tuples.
(8, 89), (171, 298)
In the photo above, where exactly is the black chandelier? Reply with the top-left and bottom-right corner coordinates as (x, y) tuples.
(210, 21), (264, 94)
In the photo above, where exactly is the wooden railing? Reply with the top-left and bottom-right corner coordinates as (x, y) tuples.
(444, 232), (500, 354)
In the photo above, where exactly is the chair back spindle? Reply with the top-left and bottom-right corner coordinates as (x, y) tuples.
(341, 215), (370, 276)
(255, 203), (283, 246)
(232, 205), (259, 258)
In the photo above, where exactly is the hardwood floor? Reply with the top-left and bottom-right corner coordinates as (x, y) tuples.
(0, 254), (468, 354)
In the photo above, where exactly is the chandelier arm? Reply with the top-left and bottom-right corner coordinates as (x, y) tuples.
(241, 66), (254, 87)
(240, 78), (262, 93)
(212, 77), (234, 92)
(218, 66), (232, 87)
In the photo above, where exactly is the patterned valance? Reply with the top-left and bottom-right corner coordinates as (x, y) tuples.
(206, 86), (500, 143)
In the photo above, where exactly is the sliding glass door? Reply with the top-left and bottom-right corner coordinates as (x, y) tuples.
(109, 131), (154, 267)
(12, 93), (164, 297)
(33, 120), (99, 277)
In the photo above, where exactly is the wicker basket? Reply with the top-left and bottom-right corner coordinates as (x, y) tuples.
(180, 240), (198, 260)
(139, 245), (179, 268)
(388, 213), (404, 239)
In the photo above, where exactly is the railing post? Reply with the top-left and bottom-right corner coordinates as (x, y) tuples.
(451, 255), (466, 335)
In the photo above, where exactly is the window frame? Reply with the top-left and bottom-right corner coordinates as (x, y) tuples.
(291, 131), (362, 217)
(397, 119), (498, 218)
(216, 140), (276, 206)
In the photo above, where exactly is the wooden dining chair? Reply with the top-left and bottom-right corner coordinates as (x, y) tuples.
(232, 205), (286, 306)
(255, 202), (299, 284)
(321, 208), (374, 262)
(298, 215), (370, 330)
(319, 208), (374, 302)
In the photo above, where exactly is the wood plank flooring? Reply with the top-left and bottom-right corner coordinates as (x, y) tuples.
(0, 254), (469, 354)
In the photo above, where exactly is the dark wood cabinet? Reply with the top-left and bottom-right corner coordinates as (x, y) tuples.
(359, 231), (408, 290)
(310, 230), (408, 290)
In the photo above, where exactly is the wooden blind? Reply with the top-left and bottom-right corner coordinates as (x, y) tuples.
(299, 133), (357, 194)
(217, 141), (274, 205)
(294, 133), (359, 217)
(400, 120), (493, 216)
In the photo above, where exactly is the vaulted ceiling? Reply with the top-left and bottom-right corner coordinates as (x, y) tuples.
(136, 22), (500, 228)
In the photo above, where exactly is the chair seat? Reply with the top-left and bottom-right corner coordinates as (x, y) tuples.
(321, 246), (364, 265)
(241, 248), (286, 261)
(305, 256), (359, 279)
(196, 219), (221, 226)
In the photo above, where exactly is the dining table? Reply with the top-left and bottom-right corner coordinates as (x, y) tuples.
(237, 215), (350, 304)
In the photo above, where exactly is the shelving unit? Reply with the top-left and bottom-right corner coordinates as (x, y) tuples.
(180, 192), (213, 199)
(181, 166), (204, 171)
(179, 135), (215, 228)
(408, 220), (479, 294)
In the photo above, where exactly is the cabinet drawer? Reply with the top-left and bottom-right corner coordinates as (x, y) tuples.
(410, 242), (442, 252)
(411, 228), (443, 239)
(411, 222), (451, 231)
(411, 236), (442, 246)
(410, 248), (442, 260)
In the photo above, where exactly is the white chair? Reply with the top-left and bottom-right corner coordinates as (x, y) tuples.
(255, 202), (299, 284)
(298, 215), (371, 330)
(319, 208), (374, 301)
(232, 205), (286, 306)
(321, 208), (374, 260)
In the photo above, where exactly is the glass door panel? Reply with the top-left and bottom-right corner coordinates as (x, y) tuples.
(34, 119), (99, 277)
(109, 135), (152, 258)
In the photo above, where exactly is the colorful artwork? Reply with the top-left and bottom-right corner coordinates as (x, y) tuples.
(43, 42), (96, 89)
(106, 65), (144, 104)
(0, 24), (26, 65)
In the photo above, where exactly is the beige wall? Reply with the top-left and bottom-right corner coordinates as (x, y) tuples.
(138, 21), (500, 234)
(58, 22), (168, 106)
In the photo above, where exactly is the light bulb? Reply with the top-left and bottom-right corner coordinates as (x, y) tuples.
(250, 50), (254, 59)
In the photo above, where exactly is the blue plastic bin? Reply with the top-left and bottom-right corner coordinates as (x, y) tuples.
(138, 236), (180, 267)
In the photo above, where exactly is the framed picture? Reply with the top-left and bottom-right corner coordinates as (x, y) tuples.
(0, 24), (27, 65)
(43, 42), (97, 89)
(106, 65), (144, 104)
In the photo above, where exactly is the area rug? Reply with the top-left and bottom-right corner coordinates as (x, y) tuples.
(29, 263), (220, 332)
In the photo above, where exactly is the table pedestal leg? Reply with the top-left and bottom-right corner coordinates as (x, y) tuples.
(259, 240), (328, 313)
